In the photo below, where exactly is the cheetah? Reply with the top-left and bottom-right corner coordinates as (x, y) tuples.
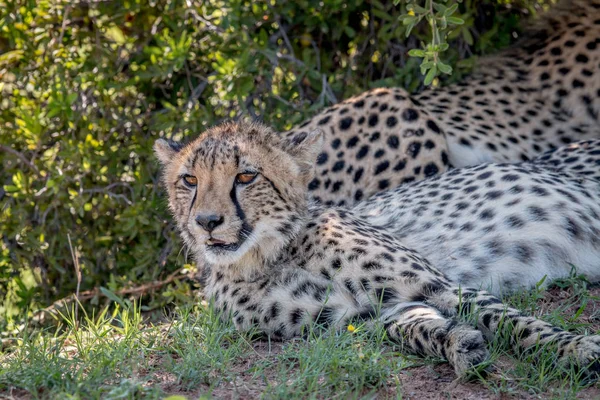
(284, 0), (600, 206)
(155, 121), (600, 377)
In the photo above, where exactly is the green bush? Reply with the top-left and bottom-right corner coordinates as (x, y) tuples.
(0, 0), (545, 327)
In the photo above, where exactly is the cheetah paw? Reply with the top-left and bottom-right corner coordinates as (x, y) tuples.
(447, 326), (490, 376)
(562, 335), (600, 376)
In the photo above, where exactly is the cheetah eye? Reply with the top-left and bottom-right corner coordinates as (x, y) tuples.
(235, 172), (258, 185)
(182, 175), (198, 187)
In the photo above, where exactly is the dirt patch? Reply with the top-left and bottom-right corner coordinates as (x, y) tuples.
(163, 342), (600, 400)
(537, 286), (600, 332)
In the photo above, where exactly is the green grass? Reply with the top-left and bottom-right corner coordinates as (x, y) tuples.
(1, 276), (598, 399)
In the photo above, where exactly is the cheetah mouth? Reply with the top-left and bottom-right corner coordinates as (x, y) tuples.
(205, 238), (241, 252)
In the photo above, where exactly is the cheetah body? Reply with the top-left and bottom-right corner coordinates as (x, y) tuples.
(285, 0), (600, 205)
(155, 121), (600, 377)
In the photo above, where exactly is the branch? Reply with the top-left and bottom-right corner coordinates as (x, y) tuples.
(34, 268), (191, 316)
(0, 144), (41, 176)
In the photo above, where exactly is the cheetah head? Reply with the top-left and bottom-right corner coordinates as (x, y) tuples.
(155, 121), (323, 267)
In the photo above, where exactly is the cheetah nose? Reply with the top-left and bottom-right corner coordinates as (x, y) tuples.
(195, 214), (224, 233)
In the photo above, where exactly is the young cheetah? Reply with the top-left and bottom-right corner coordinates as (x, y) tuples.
(155, 121), (600, 377)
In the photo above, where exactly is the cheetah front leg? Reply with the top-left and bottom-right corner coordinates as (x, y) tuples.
(428, 287), (600, 375)
(381, 302), (489, 376)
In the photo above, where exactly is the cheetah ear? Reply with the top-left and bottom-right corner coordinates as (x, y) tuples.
(154, 139), (182, 165)
(284, 129), (324, 184)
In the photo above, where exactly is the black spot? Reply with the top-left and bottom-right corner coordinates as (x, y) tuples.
(332, 258), (342, 270)
(290, 308), (304, 325)
(482, 313), (493, 329)
(514, 244), (533, 263)
(386, 116), (398, 127)
(476, 298), (502, 307)
(314, 306), (335, 327)
(402, 108), (419, 122)
(375, 161), (390, 175)
(485, 190), (503, 200)
(459, 138), (472, 147)
(505, 215), (525, 229)
(575, 54), (589, 63)
(427, 120), (441, 134)
(530, 186), (548, 196)
(346, 136), (359, 148)
(270, 303), (281, 319)
(394, 159), (407, 171)
(378, 180), (390, 190)
(317, 152), (328, 165)
(501, 174), (519, 182)
(353, 168), (364, 182)
(362, 261), (383, 270)
(387, 135), (400, 149)
(332, 160), (345, 172)
(356, 145), (369, 159)
(527, 206), (548, 221)
(565, 217), (582, 239)
(411, 263), (425, 271)
(480, 209), (495, 220)
(360, 278), (371, 291)
(407, 142), (422, 159)
(354, 190), (363, 202)
(318, 116), (331, 125)
(353, 100), (365, 108)
(369, 132), (381, 142)
(375, 287), (398, 303)
(424, 140), (436, 150)
(424, 163), (439, 177)
(368, 114), (379, 127)
(339, 117), (353, 130)
(572, 79), (584, 89)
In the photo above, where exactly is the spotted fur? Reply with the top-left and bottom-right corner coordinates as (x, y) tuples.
(285, 0), (600, 206)
(156, 121), (600, 377)
(533, 139), (600, 182)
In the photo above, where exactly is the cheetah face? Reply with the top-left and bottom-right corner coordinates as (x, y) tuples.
(154, 121), (323, 266)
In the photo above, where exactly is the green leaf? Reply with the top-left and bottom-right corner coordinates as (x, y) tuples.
(405, 21), (417, 38)
(408, 4), (428, 13)
(3, 185), (20, 193)
(424, 65), (438, 85)
(462, 27), (474, 45)
(67, 93), (78, 105)
(444, 3), (459, 16)
(432, 3), (447, 14)
(437, 61), (453, 75)
(401, 15), (417, 26)
(100, 287), (127, 308)
(104, 25), (127, 44)
(408, 49), (426, 57)
(447, 17), (465, 25)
